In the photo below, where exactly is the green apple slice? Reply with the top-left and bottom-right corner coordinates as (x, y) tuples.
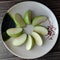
(6, 28), (23, 37)
(32, 16), (48, 26)
(8, 13), (25, 28)
(24, 10), (32, 24)
(12, 34), (27, 46)
(34, 26), (48, 35)
(26, 35), (35, 50)
(31, 32), (43, 46)
(15, 13), (26, 27)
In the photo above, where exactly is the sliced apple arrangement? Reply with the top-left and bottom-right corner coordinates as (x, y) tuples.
(6, 10), (48, 50)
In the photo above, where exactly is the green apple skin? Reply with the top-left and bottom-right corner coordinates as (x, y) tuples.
(12, 34), (27, 46)
(31, 32), (43, 46)
(26, 35), (35, 50)
(32, 16), (48, 26)
(34, 26), (48, 36)
(15, 13), (26, 27)
(6, 28), (23, 37)
(8, 13), (25, 28)
(24, 10), (32, 25)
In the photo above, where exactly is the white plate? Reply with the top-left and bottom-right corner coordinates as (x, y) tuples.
(2, 1), (59, 59)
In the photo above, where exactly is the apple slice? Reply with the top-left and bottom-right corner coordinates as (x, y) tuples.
(8, 13), (25, 28)
(26, 35), (35, 50)
(12, 34), (27, 46)
(31, 32), (43, 46)
(34, 26), (48, 35)
(32, 16), (48, 26)
(6, 28), (23, 37)
(15, 13), (26, 27)
(24, 10), (32, 24)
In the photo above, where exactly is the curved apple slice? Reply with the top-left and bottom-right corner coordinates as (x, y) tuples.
(32, 16), (48, 26)
(24, 10), (32, 24)
(8, 13), (25, 28)
(6, 28), (23, 37)
(34, 26), (48, 35)
(15, 13), (26, 27)
(12, 34), (27, 46)
(26, 35), (35, 50)
(31, 32), (43, 46)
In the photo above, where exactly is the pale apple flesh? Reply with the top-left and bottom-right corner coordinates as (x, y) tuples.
(32, 16), (48, 26)
(26, 35), (35, 50)
(6, 28), (23, 37)
(34, 26), (48, 35)
(8, 13), (25, 28)
(15, 13), (26, 27)
(12, 34), (27, 46)
(31, 32), (43, 46)
(24, 10), (32, 24)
